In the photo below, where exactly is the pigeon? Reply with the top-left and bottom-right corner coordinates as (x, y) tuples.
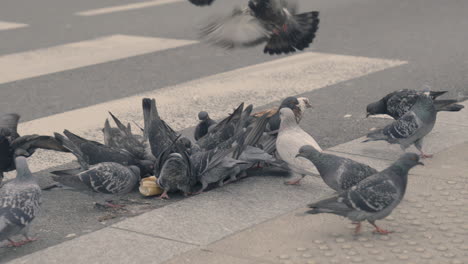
(51, 134), (141, 195)
(53, 130), (154, 177)
(305, 153), (423, 234)
(103, 112), (154, 161)
(196, 103), (246, 150)
(157, 113), (269, 198)
(188, 0), (215, 6)
(252, 96), (309, 133)
(295, 145), (378, 192)
(0, 156), (41, 247)
(364, 92), (437, 158)
(366, 89), (464, 119)
(199, 0), (320, 55)
(194, 111), (217, 140)
(0, 113), (70, 184)
(276, 107), (322, 184)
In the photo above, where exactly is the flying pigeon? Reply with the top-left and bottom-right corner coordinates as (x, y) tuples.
(51, 133), (141, 195)
(0, 113), (70, 184)
(194, 111), (217, 140)
(187, 0), (215, 6)
(366, 89), (464, 119)
(53, 130), (154, 177)
(0, 156), (41, 247)
(364, 92), (437, 158)
(296, 145), (378, 192)
(276, 107), (322, 184)
(305, 153), (423, 234)
(199, 0), (320, 55)
(103, 112), (154, 161)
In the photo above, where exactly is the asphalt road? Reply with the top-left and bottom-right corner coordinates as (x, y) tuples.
(1, 0), (468, 262)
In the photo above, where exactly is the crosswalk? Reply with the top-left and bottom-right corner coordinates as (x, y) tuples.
(0, 21), (28, 31)
(0, 35), (196, 85)
(76, 0), (185, 16)
(1, 2), (408, 180)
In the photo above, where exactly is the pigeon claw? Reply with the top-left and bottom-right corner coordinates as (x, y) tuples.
(372, 226), (392, 235)
(420, 153), (433, 159)
(159, 191), (170, 200)
(7, 238), (37, 247)
(284, 178), (302, 185)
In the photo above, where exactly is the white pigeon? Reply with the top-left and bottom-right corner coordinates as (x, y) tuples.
(276, 107), (322, 184)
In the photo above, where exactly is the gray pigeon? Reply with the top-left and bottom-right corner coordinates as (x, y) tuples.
(1, 113), (70, 184)
(366, 89), (464, 119)
(0, 156), (41, 247)
(51, 133), (141, 195)
(296, 145), (378, 192)
(194, 111), (217, 141)
(53, 130), (154, 177)
(364, 92), (437, 158)
(200, 0), (320, 55)
(188, 0), (215, 6)
(103, 112), (154, 161)
(305, 153), (423, 234)
(276, 108), (322, 185)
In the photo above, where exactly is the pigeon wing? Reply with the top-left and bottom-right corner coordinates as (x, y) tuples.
(200, 7), (271, 49)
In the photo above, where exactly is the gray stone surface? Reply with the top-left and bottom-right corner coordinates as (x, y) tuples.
(114, 175), (330, 246)
(199, 144), (468, 264)
(7, 227), (195, 264)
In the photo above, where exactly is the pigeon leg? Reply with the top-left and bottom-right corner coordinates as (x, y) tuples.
(352, 222), (362, 234)
(414, 138), (433, 159)
(285, 175), (305, 185)
(159, 190), (170, 199)
(368, 221), (392, 235)
(192, 182), (208, 195)
(104, 200), (125, 209)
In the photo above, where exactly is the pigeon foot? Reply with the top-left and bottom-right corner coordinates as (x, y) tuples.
(159, 190), (170, 200)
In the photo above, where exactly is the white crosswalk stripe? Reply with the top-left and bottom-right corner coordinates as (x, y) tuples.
(0, 34), (197, 85)
(76, 0), (184, 16)
(0, 21), (28, 31)
(3, 51), (407, 180)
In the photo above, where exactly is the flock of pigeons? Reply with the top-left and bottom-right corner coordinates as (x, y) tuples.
(0, 0), (466, 249)
(189, 0), (321, 55)
(0, 88), (464, 246)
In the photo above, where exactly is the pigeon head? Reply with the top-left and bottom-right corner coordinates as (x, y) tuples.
(366, 99), (387, 117)
(298, 97), (312, 109)
(295, 145), (320, 159)
(128, 165), (141, 179)
(198, 111), (209, 121)
(157, 153), (189, 191)
(396, 153), (424, 169)
(280, 97), (302, 121)
(177, 137), (193, 150)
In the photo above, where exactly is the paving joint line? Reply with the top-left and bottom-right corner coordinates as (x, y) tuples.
(110, 226), (201, 247)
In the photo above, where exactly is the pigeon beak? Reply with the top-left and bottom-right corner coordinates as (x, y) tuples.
(418, 161), (425, 166)
(366, 113), (370, 118)
(305, 101), (312, 109)
(295, 153), (303, 158)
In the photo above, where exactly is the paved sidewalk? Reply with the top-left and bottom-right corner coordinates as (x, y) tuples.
(165, 142), (468, 264)
(6, 103), (468, 264)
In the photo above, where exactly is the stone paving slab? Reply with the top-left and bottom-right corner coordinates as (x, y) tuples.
(164, 249), (272, 264)
(202, 144), (468, 264)
(114, 175), (330, 246)
(8, 227), (196, 264)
